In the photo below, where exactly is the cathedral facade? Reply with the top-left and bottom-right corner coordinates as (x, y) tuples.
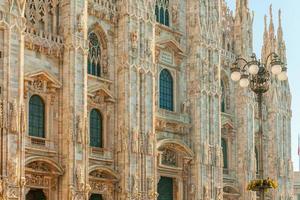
(0, 0), (293, 199)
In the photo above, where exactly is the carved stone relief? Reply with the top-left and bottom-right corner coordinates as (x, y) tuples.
(161, 149), (177, 167)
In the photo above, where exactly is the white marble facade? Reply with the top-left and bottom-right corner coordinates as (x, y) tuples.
(0, 0), (293, 199)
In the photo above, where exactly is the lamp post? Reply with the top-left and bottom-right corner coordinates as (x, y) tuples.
(230, 52), (287, 200)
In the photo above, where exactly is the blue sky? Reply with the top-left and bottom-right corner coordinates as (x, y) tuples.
(225, 0), (300, 170)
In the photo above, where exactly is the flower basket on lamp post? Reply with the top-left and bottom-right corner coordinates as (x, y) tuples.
(247, 178), (278, 192)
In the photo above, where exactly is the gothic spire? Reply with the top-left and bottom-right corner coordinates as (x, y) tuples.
(277, 9), (283, 43)
(269, 4), (275, 39)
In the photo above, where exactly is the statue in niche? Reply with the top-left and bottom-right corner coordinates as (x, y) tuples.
(9, 100), (18, 133)
(216, 187), (222, 200)
(76, 115), (83, 144)
(182, 99), (190, 114)
(279, 158), (284, 176)
(76, 166), (84, 191)
(203, 141), (209, 165)
(0, 100), (3, 128)
(130, 31), (138, 50)
(101, 48), (109, 74)
(147, 131), (154, 155)
(215, 145), (221, 167)
(172, 4), (179, 26)
(203, 186), (209, 200)
(132, 128), (139, 153)
(20, 104), (26, 134)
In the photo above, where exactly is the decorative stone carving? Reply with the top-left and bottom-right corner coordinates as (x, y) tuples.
(8, 158), (17, 183)
(25, 174), (49, 188)
(9, 100), (18, 133)
(101, 48), (109, 74)
(132, 128), (139, 153)
(27, 162), (50, 172)
(161, 149), (177, 166)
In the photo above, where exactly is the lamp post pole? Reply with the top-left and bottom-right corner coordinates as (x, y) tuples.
(230, 53), (287, 200)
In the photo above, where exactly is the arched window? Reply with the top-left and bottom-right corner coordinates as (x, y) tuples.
(88, 32), (101, 77)
(29, 95), (45, 138)
(90, 109), (103, 148)
(221, 138), (228, 169)
(159, 69), (173, 111)
(221, 80), (226, 112)
(155, 0), (170, 26)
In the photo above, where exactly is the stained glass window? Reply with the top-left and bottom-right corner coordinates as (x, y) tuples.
(89, 194), (103, 200)
(88, 32), (101, 77)
(29, 95), (45, 138)
(158, 177), (173, 200)
(221, 138), (228, 169)
(155, 0), (170, 26)
(90, 109), (103, 148)
(159, 69), (173, 111)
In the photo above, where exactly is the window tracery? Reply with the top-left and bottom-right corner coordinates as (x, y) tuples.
(25, 0), (60, 34)
(88, 32), (102, 77)
(155, 0), (170, 26)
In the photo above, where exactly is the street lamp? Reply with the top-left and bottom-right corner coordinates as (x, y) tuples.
(230, 52), (287, 200)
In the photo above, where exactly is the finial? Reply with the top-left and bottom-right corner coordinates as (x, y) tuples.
(269, 4), (273, 23)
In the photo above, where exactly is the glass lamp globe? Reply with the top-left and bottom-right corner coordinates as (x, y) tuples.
(248, 64), (259, 75)
(278, 71), (288, 81)
(271, 63), (282, 75)
(239, 77), (250, 88)
(231, 71), (241, 82)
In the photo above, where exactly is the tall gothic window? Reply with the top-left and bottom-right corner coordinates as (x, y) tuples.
(157, 177), (174, 200)
(221, 80), (226, 112)
(221, 138), (228, 169)
(90, 109), (103, 148)
(29, 95), (45, 138)
(159, 69), (174, 111)
(88, 32), (101, 77)
(155, 0), (170, 26)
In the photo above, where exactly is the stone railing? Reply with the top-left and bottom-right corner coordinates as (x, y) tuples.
(24, 27), (64, 57)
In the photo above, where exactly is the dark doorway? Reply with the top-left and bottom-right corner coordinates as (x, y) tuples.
(26, 189), (46, 200)
(89, 193), (103, 200)
(158, 176), (174, 200)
